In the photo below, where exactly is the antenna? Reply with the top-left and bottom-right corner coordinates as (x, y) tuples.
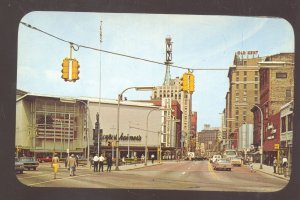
(163, 36), (173, 85)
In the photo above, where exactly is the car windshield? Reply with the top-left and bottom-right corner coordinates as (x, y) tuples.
(225, 151), (236, 156)
(218, 159), (229, 163)
(20, 157), (34, 162)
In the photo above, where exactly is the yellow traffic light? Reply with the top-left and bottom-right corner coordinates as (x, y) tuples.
(180, 73), (189, 91)
(188, 71), (195, 93)
(61, 58), (69, 81)
(71, 59), (80, 81)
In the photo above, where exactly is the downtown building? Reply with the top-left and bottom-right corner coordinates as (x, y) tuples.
(15, 90), (166, 160)
(251, 53), (294, 166)
(198, 124), (220, 157)
(224, 51), (262, 150)
(150, 37), (195, 156)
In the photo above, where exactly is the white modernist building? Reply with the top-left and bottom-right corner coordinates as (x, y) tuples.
(15, 90), (163, 159)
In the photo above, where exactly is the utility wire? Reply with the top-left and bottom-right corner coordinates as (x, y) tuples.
(20, 21), (228, 71)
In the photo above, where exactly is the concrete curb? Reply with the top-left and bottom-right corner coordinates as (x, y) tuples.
(254, 169), (290, 181)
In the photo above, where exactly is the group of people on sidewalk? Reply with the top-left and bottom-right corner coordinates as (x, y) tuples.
(92, 153), (113, 172)
(51, 153), (79, 179)
(272, 156), (289, 177)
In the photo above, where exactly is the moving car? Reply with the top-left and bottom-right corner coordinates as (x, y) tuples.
(230, 156), (242, 166)
(19, 157), (39, 170)
(15, 157), (24, 174)
(212, 158), (232, 171)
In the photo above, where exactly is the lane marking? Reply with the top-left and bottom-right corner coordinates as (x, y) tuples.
(208, 162), (220, 180)
(27, 173), (93, 186)
(17, 174), (50, 180)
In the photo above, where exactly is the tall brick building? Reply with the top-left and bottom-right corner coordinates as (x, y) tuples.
(251, 53), (294, 165)
(225, 51), (262, 149)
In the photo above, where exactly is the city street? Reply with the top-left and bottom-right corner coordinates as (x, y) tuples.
(16, 160), (288, 192)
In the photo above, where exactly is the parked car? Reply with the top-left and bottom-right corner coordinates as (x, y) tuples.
(193, 156), (205, 161)
(210, 155), (222, 163)
(18, 157), (39, 170)
(15, 157), (24, 174)
(37, 156), (52, 163)
(212, 159), (232, 171)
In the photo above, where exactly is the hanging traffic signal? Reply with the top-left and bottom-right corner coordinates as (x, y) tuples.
(180, 73), (189, 91)
(61, 58), (69, 81)
(71, 59), (80, 81)
(187, 71), (195, 93)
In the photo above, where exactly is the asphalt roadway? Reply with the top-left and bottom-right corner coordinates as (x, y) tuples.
(16, 160), (288, 192)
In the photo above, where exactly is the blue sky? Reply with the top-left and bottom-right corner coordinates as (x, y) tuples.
(17, 12), (294, 130)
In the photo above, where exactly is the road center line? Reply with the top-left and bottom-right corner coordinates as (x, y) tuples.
(27, 173), (93, 186)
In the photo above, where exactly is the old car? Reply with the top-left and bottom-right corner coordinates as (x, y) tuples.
(230, 156), (243, 166)
(212, 158), (232, 171)
(37, 156), (52, 163)
(15, 157), (24, 174)
(210, 155), (222, 163)
(19, 157), (39, 170)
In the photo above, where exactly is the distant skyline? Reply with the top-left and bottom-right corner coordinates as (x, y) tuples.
(17, 12), (294, 130)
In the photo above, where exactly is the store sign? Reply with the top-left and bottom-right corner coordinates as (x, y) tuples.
(274, 144), (280, 150)
(236, 51), (258, 55)
(102, 133), (142, 142)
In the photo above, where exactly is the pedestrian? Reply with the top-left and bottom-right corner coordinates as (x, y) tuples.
(106, 154), (112, 172)
(75, 155), (79, 167)
(93, 154), (99, 172)
(99, 154), (105, 172)
(141, 154), (145, 163)
(282, 156), (288, 177)
(151, 154), (155, 164)
(122, 156), (126, 165)
(273, 157), (277, 173)
(51, 153), (60, 179)
(68, 154), (77, 176)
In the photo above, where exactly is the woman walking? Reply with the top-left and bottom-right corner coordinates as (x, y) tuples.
(51, 153), (60, 179)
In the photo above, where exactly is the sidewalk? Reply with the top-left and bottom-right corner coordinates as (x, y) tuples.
(117, 161), (162, 171)
(247, 163), (290, 181)
(78, 160), (162, 171)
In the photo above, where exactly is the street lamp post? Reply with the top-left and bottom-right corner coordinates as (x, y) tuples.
(116, 86), (155, 171)
(253, 104), (263, 169)
(77, 100), (90, 168)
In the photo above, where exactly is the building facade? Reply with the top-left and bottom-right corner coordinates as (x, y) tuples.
(151, 76), (193, 155)
(198, 124), (220, 157)
(16, 91), (164, 160)
(225, 51), (262, 150)
(251, 53), (294, 165)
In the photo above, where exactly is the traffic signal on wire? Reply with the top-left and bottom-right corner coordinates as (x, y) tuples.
(188, 71), (195, 93)
(180, 73), (189, 91)
(71, 59), (80, 81)
(180, 70), (195, 93)
(61, 58), (69, 81)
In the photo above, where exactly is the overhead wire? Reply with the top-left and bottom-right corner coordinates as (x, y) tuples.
(20, 21), (228, 71)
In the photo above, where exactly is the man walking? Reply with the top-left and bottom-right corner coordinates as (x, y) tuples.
(99, 154), (105, 172)
(151, 154), (155, 164)
(68, 154), (77, 176)
(93, 154), (99, 172)
(106, 153), (112, 172)
(273, 157), (277, 173)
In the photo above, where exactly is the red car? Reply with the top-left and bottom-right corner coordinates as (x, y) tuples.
(37, 156), (52, 163)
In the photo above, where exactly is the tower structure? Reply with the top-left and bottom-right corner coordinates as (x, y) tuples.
(163, 36), (173, 85)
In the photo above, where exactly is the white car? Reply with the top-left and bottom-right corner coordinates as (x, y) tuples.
(210, 155), (222, 163)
